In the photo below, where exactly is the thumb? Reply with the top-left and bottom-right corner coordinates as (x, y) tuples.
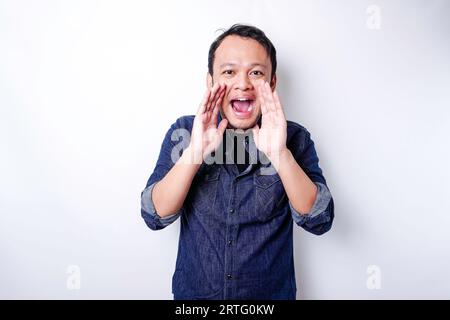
(217, 119), (228, 136)
(211, 119), (228, 151)
(212, 119), (228, 150)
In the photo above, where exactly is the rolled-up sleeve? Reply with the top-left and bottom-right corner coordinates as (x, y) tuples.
(290, 182), (334, 235)
(288, 126), (335, 235)
(141, 182), (182, 230)
(141, 117), (191, 230)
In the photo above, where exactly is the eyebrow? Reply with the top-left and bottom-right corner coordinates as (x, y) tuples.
(219, 62), (267, 70)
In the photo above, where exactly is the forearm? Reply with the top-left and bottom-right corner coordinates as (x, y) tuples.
(152, 146), (201, 218)
(274, 148), (318, 215)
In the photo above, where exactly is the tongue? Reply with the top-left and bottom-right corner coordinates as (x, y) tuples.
(233, 100), (251, 112)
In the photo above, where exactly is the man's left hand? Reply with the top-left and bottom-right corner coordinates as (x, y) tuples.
(252, 81), (288, 166)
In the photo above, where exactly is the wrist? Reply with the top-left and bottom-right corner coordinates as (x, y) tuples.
(269, 146), (292, 172)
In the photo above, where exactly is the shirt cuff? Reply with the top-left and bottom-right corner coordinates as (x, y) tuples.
(141, 182), (181, 227)
(290, 182), (332, 225)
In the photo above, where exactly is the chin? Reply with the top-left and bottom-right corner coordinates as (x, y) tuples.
(222, 102), (260, 130)
(228, 119), (256, 130)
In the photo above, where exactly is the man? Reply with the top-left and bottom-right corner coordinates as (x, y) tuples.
(141, 24), (334, 300)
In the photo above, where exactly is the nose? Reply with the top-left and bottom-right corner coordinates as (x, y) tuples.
(234, 72), (253, 91)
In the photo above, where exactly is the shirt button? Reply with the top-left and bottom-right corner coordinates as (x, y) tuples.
(227, 274), (232, 280)
(228, 240), (232, 246)
(229, 208), (234, 213)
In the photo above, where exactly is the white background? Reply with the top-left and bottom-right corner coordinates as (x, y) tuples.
(1, 0), (449, 299)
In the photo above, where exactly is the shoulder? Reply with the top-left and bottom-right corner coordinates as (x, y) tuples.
(286, 119), (312, 143)
(160, 115), (195, 146)
(286, 120), (321, 160)
(163, 115), (195, 136)
(171, 115), (195, 130)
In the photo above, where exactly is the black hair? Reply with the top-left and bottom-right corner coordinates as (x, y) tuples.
(208, 24), (277, 81)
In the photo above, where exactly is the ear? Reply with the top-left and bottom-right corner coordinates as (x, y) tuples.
(206, 72), (213, 88)
(270, 73), (277, 91)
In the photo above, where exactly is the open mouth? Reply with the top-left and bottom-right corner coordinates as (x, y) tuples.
(230, 98), (254, 119)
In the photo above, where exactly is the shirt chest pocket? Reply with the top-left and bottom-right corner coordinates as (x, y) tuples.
(188, 165), (221, 214)
(253, 172), (287, 222)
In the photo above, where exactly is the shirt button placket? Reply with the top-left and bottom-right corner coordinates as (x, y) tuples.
(224, 180), (237, 299)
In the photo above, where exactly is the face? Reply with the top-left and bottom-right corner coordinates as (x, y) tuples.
(207, 35), (276, 130)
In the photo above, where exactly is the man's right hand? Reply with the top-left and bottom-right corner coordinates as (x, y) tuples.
(187, 82), (228, 164)
(151, 83), (228, 217)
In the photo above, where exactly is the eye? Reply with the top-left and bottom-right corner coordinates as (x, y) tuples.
(251, 70), (264, 76)
(222, 70), (233, 75)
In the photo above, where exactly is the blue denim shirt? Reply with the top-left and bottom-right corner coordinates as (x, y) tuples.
(141, 114), (334, 300)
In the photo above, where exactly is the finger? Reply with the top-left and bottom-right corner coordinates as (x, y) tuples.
(202, 111), (210, 125)
(217, 118), (228, 136)
(273, 90), (286, 117)
(211, 119), (228, 155)
(214, 84), (226, 110)
(212, 118), (228, 150)
(264, 82), (278, 126)
(206, 82), (221, 112)
(258, 83), (268, 115)
(258, 84), (270, 127)
(205, 83), (217, 112)
(211, 88), (225, 124)
(262, 82), (276, 123)
(203, 108), (211, 125)
(198, 88), (211, 115)
(264, 81), (276, 112)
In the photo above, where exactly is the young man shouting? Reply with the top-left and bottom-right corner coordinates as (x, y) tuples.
(141, 24), (334, 300)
